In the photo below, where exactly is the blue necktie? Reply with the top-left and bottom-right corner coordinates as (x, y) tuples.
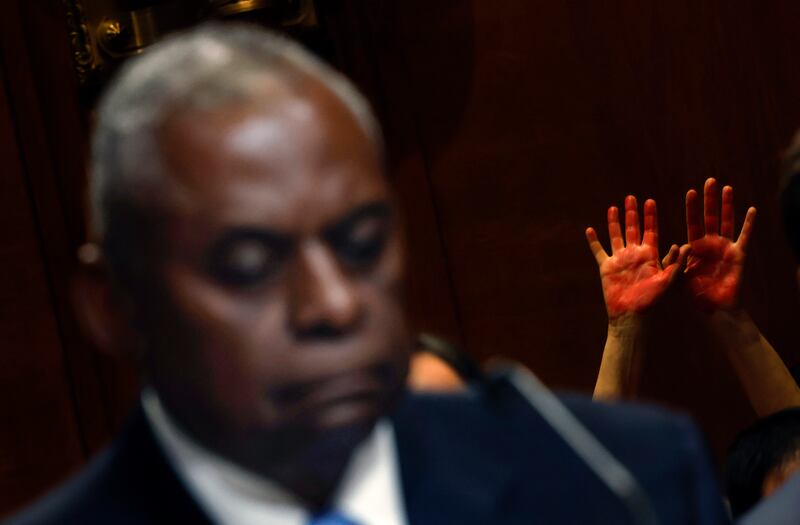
(307, 510), (360, 525)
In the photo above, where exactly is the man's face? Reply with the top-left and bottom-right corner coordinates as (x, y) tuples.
(139, 80), (409, 451)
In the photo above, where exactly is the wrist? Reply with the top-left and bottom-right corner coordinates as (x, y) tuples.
(708, 307), (748, 329)
(708, 308), (760, 347)
(608, 313), (647, 338)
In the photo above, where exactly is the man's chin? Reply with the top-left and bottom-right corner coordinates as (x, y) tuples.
(298, 389), (402, 461)
(273, 364), (405, 430)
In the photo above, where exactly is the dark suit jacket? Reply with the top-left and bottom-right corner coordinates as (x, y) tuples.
(6, 383), (729, 524)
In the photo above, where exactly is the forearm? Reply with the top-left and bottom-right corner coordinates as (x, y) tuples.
(593, 315), (646, 401)
(710, 309), (800, 417)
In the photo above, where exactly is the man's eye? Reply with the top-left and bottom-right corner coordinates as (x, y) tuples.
(207, 235), (289, 287)
(334, 219), (389, 267)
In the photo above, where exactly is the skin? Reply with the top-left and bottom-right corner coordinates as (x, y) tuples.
(75, 77), (411, 508)
(586, 195), (685, 320)
(590, 178), (800, 419)
(763, 453), (800, 499)
(589, 175), (800, 509)
(684, 179), (799, 417)
(586, 195), (687, 399)
(684, 178), (756, 311)
(407, 352), (465, 392)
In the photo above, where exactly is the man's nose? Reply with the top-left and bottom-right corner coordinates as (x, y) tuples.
(289, 239), (363, 338)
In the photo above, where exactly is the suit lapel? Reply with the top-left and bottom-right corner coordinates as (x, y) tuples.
(124, 394), (513, 524)
(112, 406), (214, 524)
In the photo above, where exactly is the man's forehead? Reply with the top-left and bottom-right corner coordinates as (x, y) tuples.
(223, 98), (316, 158)
(160, 167), (390, 234)
(154, 84), (387, 234)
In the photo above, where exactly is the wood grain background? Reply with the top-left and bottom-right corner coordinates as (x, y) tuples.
(3, 0), (800, 515)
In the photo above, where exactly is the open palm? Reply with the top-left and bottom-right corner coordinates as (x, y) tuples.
(684, 178), (756, 311)
(587, 196), (685, 319)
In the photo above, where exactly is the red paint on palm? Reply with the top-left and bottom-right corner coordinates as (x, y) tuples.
(587, 196), (685, 319)
(600, 244), (679, 317)
(684, 179), (756, 311)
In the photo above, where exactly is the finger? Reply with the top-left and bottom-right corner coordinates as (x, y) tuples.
(585, 227), (609, 265)
(608, 206), (624, 253)
(704, 177), (720, 235)
(661, 244), (679, 268)
(681, 244), (694, 274)
(720, 185), (735, 239)
(736, 207), (757, 252)
(666, 244), (691, 283)
(686, 189), (702, 242)
(643, 198), (659, 248)
(678, 243), (690, 266)
(625, 195), (640, 246)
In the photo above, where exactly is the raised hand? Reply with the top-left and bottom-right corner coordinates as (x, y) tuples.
(586, 195), (687, 319)
(684, 178), (756, 311)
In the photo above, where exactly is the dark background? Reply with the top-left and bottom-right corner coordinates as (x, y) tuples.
(3, 0), (800, 516)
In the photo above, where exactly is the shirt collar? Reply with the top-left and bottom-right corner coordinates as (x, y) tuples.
(141, 388), (407, 525)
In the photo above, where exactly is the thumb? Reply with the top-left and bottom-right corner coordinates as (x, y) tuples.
(665, 244), (691, 283)
(661, 244), (679, 268)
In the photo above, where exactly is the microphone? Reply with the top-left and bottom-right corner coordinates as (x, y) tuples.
(487, 361), (660, 525)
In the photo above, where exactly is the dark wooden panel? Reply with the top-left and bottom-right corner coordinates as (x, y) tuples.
(1, 0), (140, 449)
(336, 0), (800, 460)
(0, 59), (86, 516)
(0, 0), (141, 514)
(320, 1), (465, 342)
(4, 3), (800, 514)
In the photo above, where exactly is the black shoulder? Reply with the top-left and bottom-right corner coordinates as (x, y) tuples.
(394, 383), (728, 524)
(561, 392), (704, 453)
(5, 447), (123, 525)
(395, 382), (699, 449)
(4, 409), (210, 525)
(397, 382), (712, 474)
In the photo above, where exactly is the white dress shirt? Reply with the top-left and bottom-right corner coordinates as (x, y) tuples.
(141, 389), (407, 525)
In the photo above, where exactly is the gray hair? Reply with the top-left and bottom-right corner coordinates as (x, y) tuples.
(91, 23), (382, 242)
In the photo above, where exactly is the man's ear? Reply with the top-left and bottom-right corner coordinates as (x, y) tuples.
(762, 455), (800, 499)
(72, 243), (143, 360)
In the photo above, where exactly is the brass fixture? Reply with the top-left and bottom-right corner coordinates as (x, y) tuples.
(205, 0), (318, 27)
(96, 8), (159, 58)
(64, 0), (98, 87)
(62, 0), (319, 96)
(207, 0), (274, 17)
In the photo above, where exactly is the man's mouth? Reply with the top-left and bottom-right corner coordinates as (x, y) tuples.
(268, 366), (394, 426)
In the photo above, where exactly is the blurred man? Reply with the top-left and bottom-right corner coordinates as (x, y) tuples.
(733, 132), (800, 524)
(8, 24), (727, 524)
(725, 407), (800, 518)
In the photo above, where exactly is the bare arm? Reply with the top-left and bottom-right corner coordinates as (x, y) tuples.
(594, 315), (646, 400)
(586, 196), (685, 400)
(710, 309), (800, 417)
(684, 178), (800, 416)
